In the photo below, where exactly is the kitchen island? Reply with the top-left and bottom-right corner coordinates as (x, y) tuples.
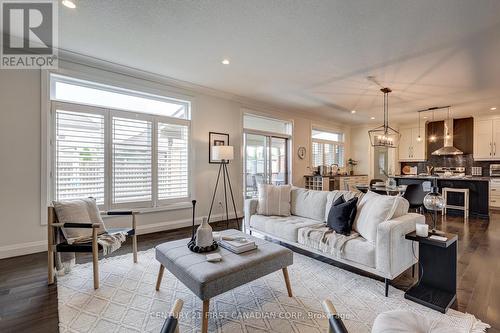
(395, 175), (489, 219)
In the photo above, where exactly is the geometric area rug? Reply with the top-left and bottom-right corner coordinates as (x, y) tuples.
(57, 248), (490, 333)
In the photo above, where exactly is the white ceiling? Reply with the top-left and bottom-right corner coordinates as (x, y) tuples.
(59, 0), (500, 125)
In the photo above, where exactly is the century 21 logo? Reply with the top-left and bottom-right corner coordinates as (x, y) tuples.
(2, 1), (53, 54)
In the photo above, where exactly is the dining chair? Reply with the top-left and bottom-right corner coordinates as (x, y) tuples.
(370, 178), (384, 187)
(403, 183), (427, 213)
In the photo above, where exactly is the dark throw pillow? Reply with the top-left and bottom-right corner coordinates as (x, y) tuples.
(327, 196), (359, 235)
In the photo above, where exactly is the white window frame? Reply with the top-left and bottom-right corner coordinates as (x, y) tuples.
(42, 70), (194, 224)
(311, 127), (345, 167)
(51, 100), (191, 210)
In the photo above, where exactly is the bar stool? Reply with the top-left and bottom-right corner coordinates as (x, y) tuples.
(442, 187), (469, 220)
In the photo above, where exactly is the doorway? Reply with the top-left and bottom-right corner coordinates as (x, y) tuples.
(244, 133), (289, 198)
(373, 146), (389, 180)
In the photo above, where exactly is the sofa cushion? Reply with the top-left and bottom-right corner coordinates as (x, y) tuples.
(341, 236), (376, 268)
(250, 214), (323, 242)
(353, 191), (409, 243)
(324, 190), (364, 221)
(297, 224), (375, 268)
(257, 184), (292, 216)
(291, 187), (329, 221)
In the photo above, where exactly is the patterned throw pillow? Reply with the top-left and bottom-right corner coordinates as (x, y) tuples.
(257, 184), (292, 216)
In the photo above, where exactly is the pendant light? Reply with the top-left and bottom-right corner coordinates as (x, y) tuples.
(429, 109), (436, 142)
(368, 87), (401, 148)
(417, 112), (422, 142)
(445, 107), (451, 139)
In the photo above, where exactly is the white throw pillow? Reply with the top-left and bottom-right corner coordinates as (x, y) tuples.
(257, 184), (292, 217)
(52, 198), (105, 242)
(353, 191), (409, 243)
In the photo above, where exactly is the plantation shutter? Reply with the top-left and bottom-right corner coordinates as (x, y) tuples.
(324, 143), (334, 166)
(157, 122), (189, 200)
(312, 141), (323, 167)
(55, 110), (105, 203)
(112, 116), (152, 204)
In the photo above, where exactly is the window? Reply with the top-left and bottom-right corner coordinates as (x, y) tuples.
(311, 128), (345, 167)
(112, 117), (152, 204)
(243, 113), (292, 135)
(55, 110), (105, 203)
(51, 74), (191, 209)
(51, 74), (189, 119)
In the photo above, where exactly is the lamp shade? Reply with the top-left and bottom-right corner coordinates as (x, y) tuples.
(423, 186), (445, 211)
(212, 145), (234, 161)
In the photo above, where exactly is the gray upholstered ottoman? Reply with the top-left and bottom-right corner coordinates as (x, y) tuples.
(155, 229), (293, 333)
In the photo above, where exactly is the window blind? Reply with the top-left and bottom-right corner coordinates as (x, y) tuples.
(312, 142), (323, 167)
(157, 123), (189, 200)
(55, 110), (105, 203)
(112, 117), (152, 204)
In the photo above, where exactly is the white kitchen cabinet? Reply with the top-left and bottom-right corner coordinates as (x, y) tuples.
(398, 126), (426, 161)
(490, 179), (500, 209)
(474, 118), (500, 160)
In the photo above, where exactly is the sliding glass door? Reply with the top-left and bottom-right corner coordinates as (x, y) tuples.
(244, 133), (289, 198)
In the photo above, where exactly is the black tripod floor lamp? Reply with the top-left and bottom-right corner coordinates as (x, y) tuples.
(207, 145), (240, 229)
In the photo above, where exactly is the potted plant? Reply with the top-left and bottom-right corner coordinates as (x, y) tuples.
(347, 158), (358, 176)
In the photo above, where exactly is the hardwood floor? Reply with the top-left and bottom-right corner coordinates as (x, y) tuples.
(1, 214), (499, 332)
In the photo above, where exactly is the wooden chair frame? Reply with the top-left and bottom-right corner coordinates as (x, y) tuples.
(47, 207), (138, 289)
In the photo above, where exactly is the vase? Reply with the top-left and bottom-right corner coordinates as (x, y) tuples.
(386, 177), (397, 190)
(195, 217), (213, 248)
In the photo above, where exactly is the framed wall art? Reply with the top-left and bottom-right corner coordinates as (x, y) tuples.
(209, 132), (229, 163)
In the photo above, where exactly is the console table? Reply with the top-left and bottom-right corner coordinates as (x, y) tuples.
(404, 231), (458, 313)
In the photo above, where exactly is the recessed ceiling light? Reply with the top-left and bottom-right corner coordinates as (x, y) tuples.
(351, 110), (356, 114)
(221, 59), (230, 65)
(62, 0), (76, 8)
(370, 117), (375, 120)
(491, 107), (497, 111)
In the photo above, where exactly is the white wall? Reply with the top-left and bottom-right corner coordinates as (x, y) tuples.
(0, 62), (351, 258)
(350, 126), (373, 177)
(351, 125), (401, 178)
(0, 70), (47, 257)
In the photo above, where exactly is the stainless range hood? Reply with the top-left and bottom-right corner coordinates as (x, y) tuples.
(431, 118), (463, 156)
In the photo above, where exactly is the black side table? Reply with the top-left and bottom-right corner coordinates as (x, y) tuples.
(404, 231), (458, 313)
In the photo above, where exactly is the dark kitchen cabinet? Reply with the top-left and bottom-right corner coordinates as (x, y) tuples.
(453, 117), (473, 154)
(427, 121), (444, 159)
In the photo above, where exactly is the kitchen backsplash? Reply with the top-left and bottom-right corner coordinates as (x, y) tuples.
(400, 154), (496, 177)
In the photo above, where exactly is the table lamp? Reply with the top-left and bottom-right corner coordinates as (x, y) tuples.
(423, 186), (445, 234)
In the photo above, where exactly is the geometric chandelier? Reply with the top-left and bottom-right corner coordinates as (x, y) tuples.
(368, 87), (401, 148)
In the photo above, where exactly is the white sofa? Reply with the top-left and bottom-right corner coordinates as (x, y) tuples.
(244, 187), (425, 296)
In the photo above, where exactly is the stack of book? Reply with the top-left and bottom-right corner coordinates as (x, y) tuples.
(219, 237), (257, 254)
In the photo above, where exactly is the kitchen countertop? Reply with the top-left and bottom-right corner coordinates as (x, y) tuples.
(394, 175), (491, 181)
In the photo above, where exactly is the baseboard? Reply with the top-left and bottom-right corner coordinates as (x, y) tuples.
(0, 240), (48, 259)
(0, 212), (243, 259)
(136, 212), (243, 235)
